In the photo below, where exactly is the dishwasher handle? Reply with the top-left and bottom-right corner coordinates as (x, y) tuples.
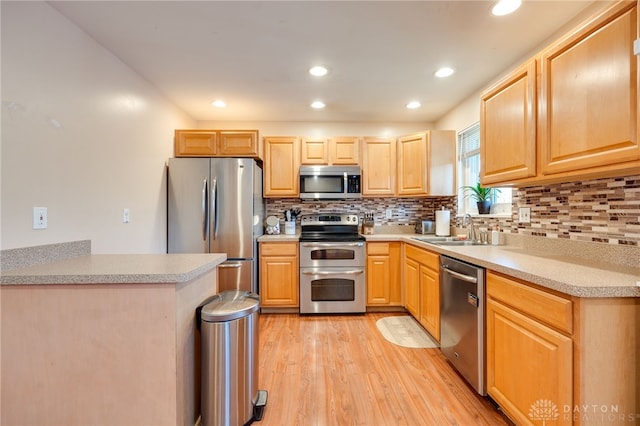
(441, 265), (478, 283)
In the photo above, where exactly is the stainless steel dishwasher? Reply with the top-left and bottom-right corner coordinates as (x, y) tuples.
(440, 255), (486, 395)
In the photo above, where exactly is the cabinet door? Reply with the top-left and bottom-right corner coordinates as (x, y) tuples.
(217, 131), (259, 157)
(419, 266), (440, 341)
(329, 137), (360, 165)
(404, 257), (420, 318)
(174, 130), (217, 157)
(263, 136), (300, 197)
(361, 137), (396, 196)
(487, 297), (572, 426)
(397, 133), (428, 196)
(367, 254), (390, 305)
(480, 59), (537, 185)
(367, 242), (401, 306)
(539, 2), (640, 176)
(260, 243), (299, 307)
(301, 137), (328, 165)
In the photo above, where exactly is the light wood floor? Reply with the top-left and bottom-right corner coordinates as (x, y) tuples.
(257, 313), (512, 426)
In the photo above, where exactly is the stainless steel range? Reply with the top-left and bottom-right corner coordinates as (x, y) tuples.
(299, 213), (366, 314)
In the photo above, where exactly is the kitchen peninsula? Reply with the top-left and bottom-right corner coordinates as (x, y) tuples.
(0, 240), (226, 426)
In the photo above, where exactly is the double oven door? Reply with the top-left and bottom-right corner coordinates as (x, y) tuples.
(299, 241), (366, 314)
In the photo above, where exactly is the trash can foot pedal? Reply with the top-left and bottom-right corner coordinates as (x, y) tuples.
(253, 390), (268, 421)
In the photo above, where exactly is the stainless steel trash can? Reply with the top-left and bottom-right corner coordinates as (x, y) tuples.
(200, 290), (266, 426)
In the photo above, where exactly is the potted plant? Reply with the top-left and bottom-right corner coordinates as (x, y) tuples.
(461, 182), (500, 214)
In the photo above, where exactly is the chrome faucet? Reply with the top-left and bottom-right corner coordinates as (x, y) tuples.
(463, 213), (478, 243)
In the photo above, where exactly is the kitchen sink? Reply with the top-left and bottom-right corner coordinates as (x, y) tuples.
(411, 236), (486, 246)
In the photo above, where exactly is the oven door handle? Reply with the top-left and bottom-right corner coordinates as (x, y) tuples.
(301, 269), (364, 276)
(300, 242), (364, 248)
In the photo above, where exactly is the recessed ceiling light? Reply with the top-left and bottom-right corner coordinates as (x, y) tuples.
(492, 0), (522, 16)
(311, 100), (326, 109)
(435, 67), (455, 78)
(211, 100), (226, 108)
(309, 66), (329, 77)
(406, 101), (421, 109)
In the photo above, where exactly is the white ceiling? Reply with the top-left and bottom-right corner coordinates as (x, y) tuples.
(50, 0), (595, 123)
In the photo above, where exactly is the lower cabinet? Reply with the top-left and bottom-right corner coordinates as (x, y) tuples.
(403, 244), (440, 341)
(366, 242), (401, 306)
(486, 271), (573, 426)
(259, 242), (299, 307)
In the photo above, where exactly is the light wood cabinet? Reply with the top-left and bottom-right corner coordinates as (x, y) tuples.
(480, 1), (640, 187)
(397, 131), (456, 196)
(366, 242), (401, 306)
(403, 244), (440, 340)
(397, 133), (428, 196)
(174, 130), (259, 157)
(217, 131), (260, 157)
(263, 136), (300, 197)
(259, 242), (299, 307)
(486, 271), (573, 426)
(403, 257), (420, 317)
(300, 137), (328, 165)
(361, 137), (396, 196)
(329, 137), (359, 165)
(539, 1), (640, 179)
(301, 136), (360, 165)
(480, 59), (537, 185)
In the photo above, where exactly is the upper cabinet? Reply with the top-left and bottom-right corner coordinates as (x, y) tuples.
(539, 1), (640, 177)
(397, 133), (429, 196)
(300, 137), (360, 165)
(480, 59), (537, 185)
(174, 130), (259, 158)
(329, 137), (360, 165)
(480, 1), (640, 187)
(300, 137), (328, 165)
(397, 131), (456, 196)
(263, 136), (300, 197)
(361, 137), (396, 196)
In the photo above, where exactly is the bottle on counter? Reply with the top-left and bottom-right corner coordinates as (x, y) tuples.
(491, 225), (500, 246)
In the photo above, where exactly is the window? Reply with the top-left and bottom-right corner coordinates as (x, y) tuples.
(457, 123), (511, 214)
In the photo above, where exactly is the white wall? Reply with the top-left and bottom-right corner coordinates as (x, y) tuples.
(196, 121), (435, 138)
(435, 0), (606, 133)
(1, 2), (195, 253)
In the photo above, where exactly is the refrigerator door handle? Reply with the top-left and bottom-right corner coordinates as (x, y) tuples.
(211, 177), (218, 239)
(202, 178), (208, 241)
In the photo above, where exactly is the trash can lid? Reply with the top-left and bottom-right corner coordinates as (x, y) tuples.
(200, 290), (260, 322)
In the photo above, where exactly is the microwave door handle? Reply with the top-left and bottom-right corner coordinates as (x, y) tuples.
(344, 172), (348, 195)
(202, 178), (208, 241)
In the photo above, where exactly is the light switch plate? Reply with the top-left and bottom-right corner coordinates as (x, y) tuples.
(33, 207), (48, 229)
(518, 207), (531, 223)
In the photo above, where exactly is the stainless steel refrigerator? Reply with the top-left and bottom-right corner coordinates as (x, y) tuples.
(167, 157), (264, 293)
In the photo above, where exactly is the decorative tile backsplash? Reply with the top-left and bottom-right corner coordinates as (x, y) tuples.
(266, 174), (640, 246)
(266, 197), (456, 230)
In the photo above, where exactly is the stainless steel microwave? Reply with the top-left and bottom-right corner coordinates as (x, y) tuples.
(299, 165), (361, 200)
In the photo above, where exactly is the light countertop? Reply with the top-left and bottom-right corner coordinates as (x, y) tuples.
(0, 253), (227, 285)
(365, 233), (640, 298)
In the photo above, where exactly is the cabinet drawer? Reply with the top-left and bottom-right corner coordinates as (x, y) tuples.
(405, 244), (439, 270)
(367, 242), (390, 255)
(487, 271), (572, 334)
(260, 242), (298, 257)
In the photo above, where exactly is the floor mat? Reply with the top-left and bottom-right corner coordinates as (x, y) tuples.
(375, 316), (439, 349)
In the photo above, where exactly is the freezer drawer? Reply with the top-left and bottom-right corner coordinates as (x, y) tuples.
(217, 260), (255, 293)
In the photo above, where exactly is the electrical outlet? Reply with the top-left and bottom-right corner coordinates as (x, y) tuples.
(123, 208), (130, 223)
(385, 208), (393, 219)
(518, 207), (531, 223)
(33, 207), (47, 229)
